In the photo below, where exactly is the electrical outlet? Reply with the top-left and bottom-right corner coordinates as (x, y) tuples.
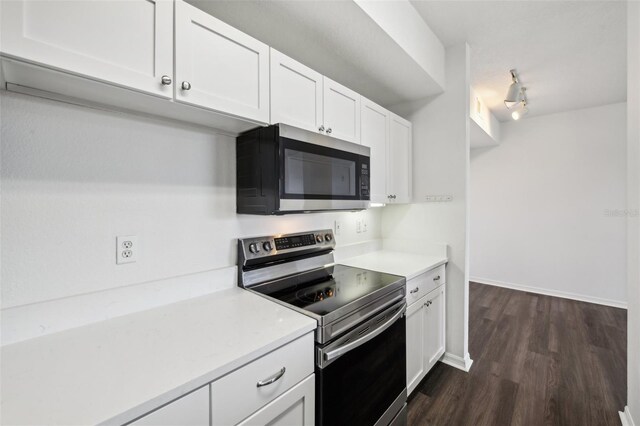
(362, 217), (368, 232)
(116, 235), (138, 264)
(334, 220), (342, 236)
(356, 219), (362, 233)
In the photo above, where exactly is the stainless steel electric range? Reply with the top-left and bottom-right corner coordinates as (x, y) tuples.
(238, 229), (407, 426)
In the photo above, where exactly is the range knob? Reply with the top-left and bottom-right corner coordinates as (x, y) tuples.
(316, 234), (324, 243)
(263, 241), (273, 252)
(325, 233), (333, 242)
(249, 242), (261, 254)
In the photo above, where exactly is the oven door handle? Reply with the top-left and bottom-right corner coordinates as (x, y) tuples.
(323, 305), (405, 362)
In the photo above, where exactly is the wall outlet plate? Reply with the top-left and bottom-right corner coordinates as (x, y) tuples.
(356, 219), (362, 233)
(334, 220), (342, 236)
(116, 235), (138, 264)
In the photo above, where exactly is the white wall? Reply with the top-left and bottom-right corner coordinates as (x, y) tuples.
(470, 103), (627, 307)
(626, 1), (640, 423)
(383, 43), (472, 370)
(0, 91), (382, 343)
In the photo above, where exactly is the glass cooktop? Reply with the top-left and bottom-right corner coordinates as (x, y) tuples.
(251, 264), (404, 317)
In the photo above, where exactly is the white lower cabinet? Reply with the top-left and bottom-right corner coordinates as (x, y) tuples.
(406, 274), (446, 396)
(406, 298), (426, 395)
(424, 285), (446, 374)
(237, 374), (315, 426)
(131, 386), (210, 426)
(130, 332), (314, 426)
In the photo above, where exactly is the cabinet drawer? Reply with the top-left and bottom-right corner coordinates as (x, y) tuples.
(406, 265), (446, 306)
(130, 386), (210, 426)
(211, 332), (314, 425)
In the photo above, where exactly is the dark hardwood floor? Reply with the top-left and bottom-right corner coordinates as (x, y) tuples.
(407, 282), (627, 426)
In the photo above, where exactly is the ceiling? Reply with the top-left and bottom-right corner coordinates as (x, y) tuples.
(411, 0), (627, 121)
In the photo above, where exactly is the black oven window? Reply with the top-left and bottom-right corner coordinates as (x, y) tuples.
(284, 148), (356, 197)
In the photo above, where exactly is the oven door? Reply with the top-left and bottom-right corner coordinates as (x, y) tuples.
(277, 124), (370, 212)
(316, 300), (407, 426)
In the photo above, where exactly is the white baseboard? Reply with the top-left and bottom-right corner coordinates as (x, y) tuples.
(620, 406), (637, 426)
(470, 276), (627, 309)
(441, 352), (474, 372)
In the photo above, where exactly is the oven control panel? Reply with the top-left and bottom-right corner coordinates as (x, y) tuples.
(239, 229), (335, 261)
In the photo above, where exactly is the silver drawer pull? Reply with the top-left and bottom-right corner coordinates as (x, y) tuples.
(433, 275), (441, 281)
(256, 367), (286, 387)
(409, 287), (419, 294)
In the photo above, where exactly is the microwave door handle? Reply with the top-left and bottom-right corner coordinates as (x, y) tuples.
(323, 306), (405, 363)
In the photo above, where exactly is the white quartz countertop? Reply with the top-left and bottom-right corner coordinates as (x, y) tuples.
(1, 288), (317, 426)
(339, 250), (448, 280)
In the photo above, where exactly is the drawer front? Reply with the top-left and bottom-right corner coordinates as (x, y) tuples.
(406, 265), (446, 306)
(130, 386), (210, 426)
(211, 332), (314, 425)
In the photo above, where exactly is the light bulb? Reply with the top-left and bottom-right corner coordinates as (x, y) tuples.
(511, 103), (528, 121)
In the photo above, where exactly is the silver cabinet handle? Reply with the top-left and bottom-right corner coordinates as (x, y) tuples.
(256, 367), (286, 387)
(433, 275), (441, 281)
(409, 287), (419, 294)
(326, 128), (332, 134)
(319, 125), (325, 132)
(181, 81), (191, 91)
(161, 75), (172, 85)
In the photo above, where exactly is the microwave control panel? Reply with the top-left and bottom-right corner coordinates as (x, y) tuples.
(360, 162), (370, 199)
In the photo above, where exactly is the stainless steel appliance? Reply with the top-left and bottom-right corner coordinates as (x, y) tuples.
(236, 124), (370, 215)
(238, 230), (407, 426)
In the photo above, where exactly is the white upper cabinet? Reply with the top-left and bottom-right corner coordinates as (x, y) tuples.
(360, 97), (390, 204)
(388, 113), (412, 204)
(0, 0), (174, 99)
(323, 77), (361, 143)
(270, 49), (323, 133)
(175, 0), (270, 123)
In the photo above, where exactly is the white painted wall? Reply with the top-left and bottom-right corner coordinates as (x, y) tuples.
(383, 44), (471, 370)
(0, 91), (382, 343)
(470, 103), (627, 307)
(626, 1), (640, 423)
(354, 0), (445, 90)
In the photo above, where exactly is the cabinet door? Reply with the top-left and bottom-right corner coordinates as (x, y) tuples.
(237, 375), (315, 426)
(131, 386), (210, 426)
(0, 0), (174, 98)
(406, 297), (426, 396)
(175, 0), (269, 123)
(388, 113), (412, 204)
(424, 286), (446, 374)
(360, 97), (389, 204)
(322, 77), (361, 143)
(270, 49), (323, 133)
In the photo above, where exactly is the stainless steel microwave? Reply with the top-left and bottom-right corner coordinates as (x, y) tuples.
(237, 124), (371, 215)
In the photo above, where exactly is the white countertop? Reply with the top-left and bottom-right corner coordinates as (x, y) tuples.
(339, 250), (447, 280)
(1, 288), (316, 426)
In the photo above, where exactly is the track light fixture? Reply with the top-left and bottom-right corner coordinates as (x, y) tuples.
(511, 87), (528, 120)
(504, 69), (522, 109)
(504, 69), (529, 120)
